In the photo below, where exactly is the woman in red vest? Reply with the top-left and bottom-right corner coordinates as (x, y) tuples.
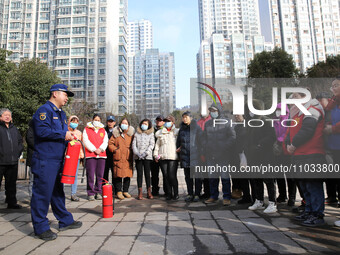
(83, 114), (108, 201)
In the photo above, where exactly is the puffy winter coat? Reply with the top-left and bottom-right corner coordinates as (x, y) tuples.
(108, 126), (135, 178)
(132, 127), (155, 160)
(153, 125), (179, 160)
(202, 104), (236, 163)
(0, 121), (23, 165)
(244, 99), (276, 166)
(176, 120), (202, 168)
(67, 115), (84, 159)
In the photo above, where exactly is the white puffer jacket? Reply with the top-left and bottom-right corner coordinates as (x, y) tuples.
(132, 127), (155, 160)
(153, 125), (179, 160)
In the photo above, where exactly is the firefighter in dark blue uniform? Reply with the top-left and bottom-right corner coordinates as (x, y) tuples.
(31, 84), (82, 241)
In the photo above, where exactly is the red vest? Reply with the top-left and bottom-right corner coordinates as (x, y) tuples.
(289, 106), (325, 156)
(85, 127), (107, 158)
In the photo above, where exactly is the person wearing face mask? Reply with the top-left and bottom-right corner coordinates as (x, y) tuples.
(132, 119), (155, 200)
(245, 100), (277, 213)
(108, 118), (135, 200)
(273, 103), (296, 206)
(83, 114), (108, 201)
(202, 104), (236, 206)
(153, 115), (179, 200)
(67, 116), (84, 201)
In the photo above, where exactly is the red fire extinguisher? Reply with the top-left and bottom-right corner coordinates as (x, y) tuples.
(102, 179), (114, 218)
(61, 140), (82, 184)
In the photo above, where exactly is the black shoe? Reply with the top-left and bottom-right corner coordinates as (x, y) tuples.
(294, 212), (310, 222)
(287, 199), (295, 207)
(59, 221), (82, 231)
(166, 195), (172, 201)
(200, 193), (210, 200)
(338, 201), (340, 208)
(302, 215), (325, 227)
(37, 229), (57, 241)
(238, 197), (253, 204)
(173, 195), (179, 201)
(7, 204), (22, 209)
(325, 197), (337, 204)
(276, 196), (287, 203)
(152, 191), (159, 196)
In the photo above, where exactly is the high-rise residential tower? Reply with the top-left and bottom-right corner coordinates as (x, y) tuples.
(197, 0), (270, 80)
(0, 0), (128, 115)
(127, 19), (153, 113)
(131, 49), (176, 120)
(127, 19), (153, 55)
(269, 0), (340, 71)
(198, 0), (261, 41)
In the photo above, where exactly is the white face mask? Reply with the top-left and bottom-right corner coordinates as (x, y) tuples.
(93, 121), (101, 127)
(275, 110), (281, 117)
(249, 112), (255, 118)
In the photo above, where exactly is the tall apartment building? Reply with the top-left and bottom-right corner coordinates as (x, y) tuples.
(132, 49), (175, 120)
(127, 19), (153, 55)
(198, 0), (261, 41)
(0, 0), (128, 115)
(269, 0), (340, 71)
(127, 19), (153, 113)
(197, 34), (273, 79)
(197, 0), (270, 80)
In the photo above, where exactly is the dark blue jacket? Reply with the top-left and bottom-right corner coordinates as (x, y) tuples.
(32, 101), (68, 160)
(176, 120), (202, 168)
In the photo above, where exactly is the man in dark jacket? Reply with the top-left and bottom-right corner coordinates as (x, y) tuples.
(103, 115), (116, 185)
(176, 111), (203, 202)
(203, 104), (236, 205)
(0, 108), (23, 209)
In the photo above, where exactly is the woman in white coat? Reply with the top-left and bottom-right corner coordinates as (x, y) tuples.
(153, 115), (179, 200)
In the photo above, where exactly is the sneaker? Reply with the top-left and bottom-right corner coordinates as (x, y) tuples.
(338, 201), (340, 208)
(334, 220), (340, 227)
(95, 193), (102, 200)
(204, 198), (218, 204)
(302, 215), (325, 227)
(193, 196), (200, 202)
(248, 199), (265, 210)
(117, 192), (125, 200)
(7, 203), (22, 209)
(123, 192), (132, 198)
(294, 212), (310, 222)
(325, 197), (337, 204)
(88, 195), (95, 201)
(37, 229), (57, 241)
(59, 221), (83, 231)
(276, 196), (287, 203)
(264, 202), (277, 213)
(200, 193), (210, 200)
(223, 199), (231, 206)
(238, 197), (253, 205)
(185, 195), (193, 202)
(71, 195), (79, 201)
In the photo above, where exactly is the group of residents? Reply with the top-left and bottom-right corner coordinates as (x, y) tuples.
(0, 77), (340, 241)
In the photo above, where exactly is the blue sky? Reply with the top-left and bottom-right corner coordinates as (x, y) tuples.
(128, 0), (271, 108)
(128, 0), (200, 108)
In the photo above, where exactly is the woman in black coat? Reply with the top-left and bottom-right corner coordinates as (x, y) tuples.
(176, 112), (203, 202)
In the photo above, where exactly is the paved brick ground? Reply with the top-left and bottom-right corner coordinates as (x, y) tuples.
(1, 168), (340, 254)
